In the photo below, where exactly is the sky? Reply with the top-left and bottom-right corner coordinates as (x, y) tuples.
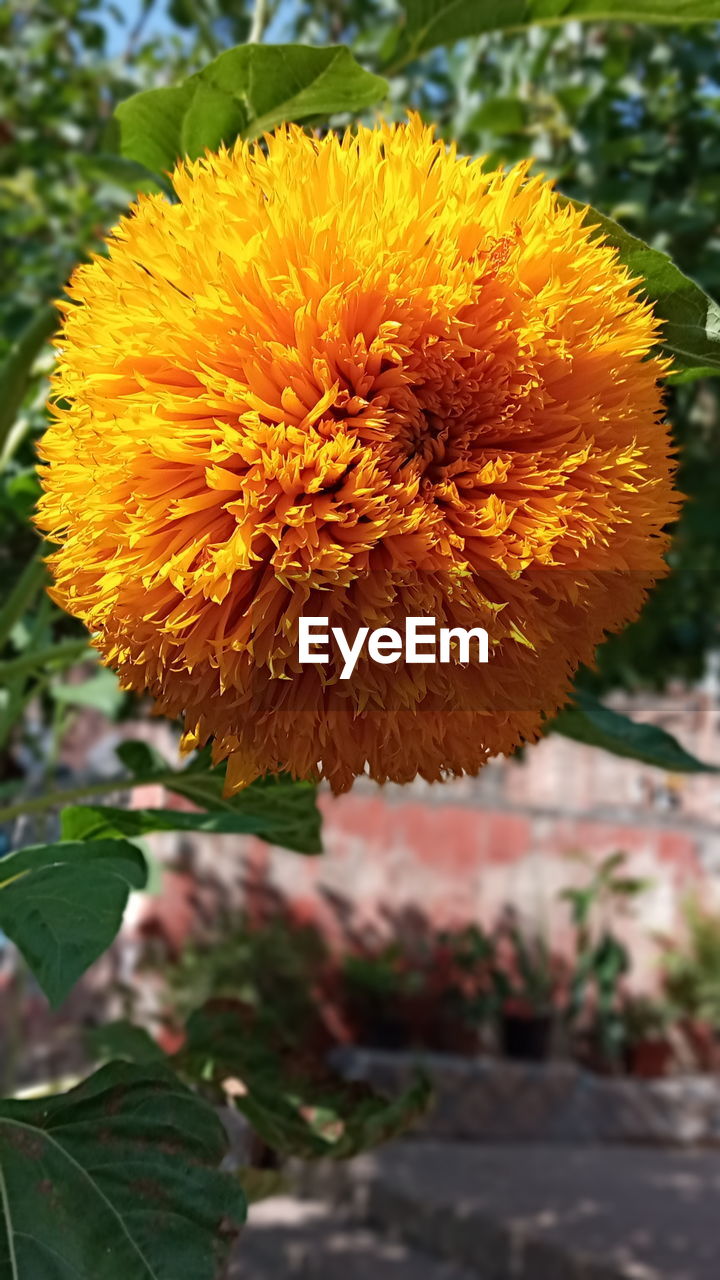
(101, 0), (180, 57)
(99, 0), (291, 58)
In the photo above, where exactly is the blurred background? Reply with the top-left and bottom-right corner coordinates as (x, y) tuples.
(3, 3), (720, 1277)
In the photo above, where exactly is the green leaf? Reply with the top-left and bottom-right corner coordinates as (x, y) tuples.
(396, 1), (720, 60)
(0, 305), (57, 454)
(115, 739), (168, 775)
(570, 201), (720, 380)
(180, 1000), (432, 1161)
(239, 1068), (433, 1162)
(76, 151), (174, 197)
(63, 793), (321, 854)
(86, 1019), (167, 1065)
(115, 81), (197, 175)
(51, 666), (126, 718)
(549, 690), (719, 773)
(115, 43), (388, 174)
(164, 761), (322, 853)
(0, 840), (147, 1007)
(0, 1061), (245, 1279)
(63, 763), (323, 855)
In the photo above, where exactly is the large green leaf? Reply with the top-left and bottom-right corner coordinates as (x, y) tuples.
(180, 1000), (432, 1161)
(0, 1061), (245, 1279)
(61, 753), (323, 855)
(396, 1), (720, 59)
(62, 799), (322, 853)
(549, 690), (719, 772)
(115, 43), (388, 174)
(573, 202), (720, 380)
(0, 840), (147, 1007)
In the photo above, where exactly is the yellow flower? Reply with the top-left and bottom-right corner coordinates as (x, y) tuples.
(36, 116), (677, 793)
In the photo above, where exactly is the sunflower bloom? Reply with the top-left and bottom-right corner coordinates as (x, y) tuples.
(36, 116), (676, 793)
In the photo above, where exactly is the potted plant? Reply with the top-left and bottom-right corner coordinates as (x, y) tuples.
(337, 922), (499, 1055)
(341, 948), (422, 1049)
(661, 899), (720, 1072)
(428, 925), (496, 1055)
(622, 995), (675, 1078)
(562, 852), (647, 1073)
(570, 930), (631, 1073)
(493, 916), (558, 1061)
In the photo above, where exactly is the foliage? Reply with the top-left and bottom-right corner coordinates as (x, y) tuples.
(62, 743), (323, 854)
(178, 999), (432, 1160)
(566, 201), (720, 381)
(621, 993), (674, 1044)
(92, 908), (435, 1162)
(393, 0), (720, 63)
(662, 898), (720, 1026)
(0, 838), (147, 1007)
(561, 851), (649, 939)
(97, 902), (435, 1161)
(161, 901), (494, 1056)
(164, 907), (330, 1027)
(86, 1018), (168, 1065)
(0, 1061), (246, 1278)
(549, 691), (719, 771)
(0, 306), (57, 456)
(150, 875), (693, 1075)
(115, 43), (388, 170)
(491, 914), (559, 1015)
(563, 852), (649, 1064)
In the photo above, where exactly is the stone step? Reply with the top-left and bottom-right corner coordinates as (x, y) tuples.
(228, 1196), (481, 1279)
(338, 1141), (720, 1280)
(334, 1048), (720, 1147)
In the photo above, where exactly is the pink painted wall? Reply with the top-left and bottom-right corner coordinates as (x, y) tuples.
(250, 691), (720, 984)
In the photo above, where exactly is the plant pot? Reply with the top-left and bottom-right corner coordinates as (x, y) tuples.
(680, 1018), (720, 1073)
(501, 1012), (553, 1061)
(573, 1042), (622, 1076)
(627, 1038), (674, 1079)
(431, 1015), (480, 1056)
(345, 995), (409, 1049)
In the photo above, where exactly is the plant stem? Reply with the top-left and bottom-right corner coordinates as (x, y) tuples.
(195, 6), (220, 56)
(0, 412), (32, 471)
(0, 548), (48, 651)
(0, 773), (132, 827)
(0, 303), (57, 453)
(248, 0), (268, 43)
(0, 757), (199, 827)
(0, 638), (90, 683)
(124, 0), (157, 60)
